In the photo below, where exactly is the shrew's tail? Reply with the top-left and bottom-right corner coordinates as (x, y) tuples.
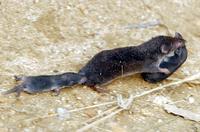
(2, 85), (24, 97)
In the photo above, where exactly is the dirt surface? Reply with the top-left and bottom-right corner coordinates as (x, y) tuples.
(0, 0), (200, 131)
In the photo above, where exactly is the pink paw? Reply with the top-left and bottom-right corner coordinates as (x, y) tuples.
(159, 68), (170, 74)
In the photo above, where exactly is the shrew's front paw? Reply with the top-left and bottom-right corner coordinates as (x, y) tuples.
(159, 68), (170, 74)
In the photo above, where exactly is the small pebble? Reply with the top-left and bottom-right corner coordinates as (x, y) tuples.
(188, 97), (195, 104)
(23, 128), (31, 132)
(158, 119), (163, 123)
(97, 110), (102, 115)
(76, 96), (82, 100)
(93, 101), (98, 105)
(61, 97), (66, 101)
(56, 107), (70, 120)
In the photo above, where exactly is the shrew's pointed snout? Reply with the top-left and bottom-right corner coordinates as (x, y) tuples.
(173, 32), (186, 49)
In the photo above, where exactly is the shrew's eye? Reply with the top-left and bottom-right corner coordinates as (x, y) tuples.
(175, 48), (182, 56)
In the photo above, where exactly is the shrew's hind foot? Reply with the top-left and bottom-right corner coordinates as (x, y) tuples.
(52, 88), (61, 96)
(90, 85), (109, 93)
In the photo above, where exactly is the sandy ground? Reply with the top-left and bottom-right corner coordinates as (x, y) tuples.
(0, 0), (200, 131)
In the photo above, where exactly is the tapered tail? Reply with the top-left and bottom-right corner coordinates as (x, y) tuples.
(2, 85), (23, 97)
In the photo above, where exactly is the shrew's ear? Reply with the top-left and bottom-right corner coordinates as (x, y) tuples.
(174, 32), (183, 39)
(161, 44), (171, 54)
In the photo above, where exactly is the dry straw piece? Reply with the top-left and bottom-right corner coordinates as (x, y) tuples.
(77, 72), (200, 132)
